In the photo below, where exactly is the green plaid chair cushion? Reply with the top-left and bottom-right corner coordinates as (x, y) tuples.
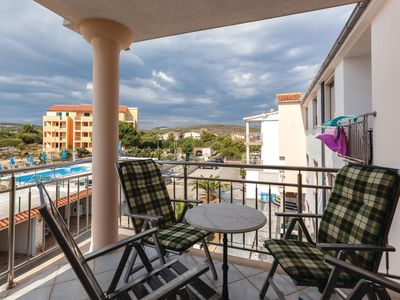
(145, 222), (209, 252)
(265, 240), (359, 287)
(318, 164), (400, 271)
(118, 159), (211, 253)
(119, 160), (176, 233)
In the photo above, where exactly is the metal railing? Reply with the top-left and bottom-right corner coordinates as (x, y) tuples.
(153, 161), (338, 255)
(0, 159), (92, 288)
(338, 112), (376, 165)
(1, 158), (398, 289)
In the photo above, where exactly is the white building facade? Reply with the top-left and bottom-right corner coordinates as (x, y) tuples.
(302, 0), (400, 273)
(244, 93), (306, 199)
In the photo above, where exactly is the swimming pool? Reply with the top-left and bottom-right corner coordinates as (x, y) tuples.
(16, 166), (90, 184)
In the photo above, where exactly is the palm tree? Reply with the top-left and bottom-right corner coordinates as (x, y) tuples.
(192, 175), (229, 243)
(192, 175), (229, 203)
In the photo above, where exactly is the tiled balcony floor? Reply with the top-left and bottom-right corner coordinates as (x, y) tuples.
(0, 230), (386, 300)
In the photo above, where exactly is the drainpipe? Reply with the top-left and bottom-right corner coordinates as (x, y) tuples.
(320, 82), (327, 209)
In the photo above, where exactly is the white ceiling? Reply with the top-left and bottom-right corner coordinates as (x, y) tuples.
(35, 0), (364, 43)
(346, 27), (371, 57)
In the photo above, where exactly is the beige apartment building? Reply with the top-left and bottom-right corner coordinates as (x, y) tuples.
(43, 104), (138, 153)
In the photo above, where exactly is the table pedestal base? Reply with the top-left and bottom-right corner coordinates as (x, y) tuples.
(222, 233), (229, 300)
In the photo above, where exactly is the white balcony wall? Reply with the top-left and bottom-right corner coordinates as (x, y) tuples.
(371, 0), (400, 273)
(343, 55), (372, 114)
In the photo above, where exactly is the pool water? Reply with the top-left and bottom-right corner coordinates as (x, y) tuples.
(16, 166), (89, 184)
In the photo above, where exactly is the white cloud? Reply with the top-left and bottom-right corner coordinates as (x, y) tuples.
(120, 84), (184, 105)
(292, 64), (320, 78)
(192, 97), (213, 105)
(152, 70), (176, 84)
(259, 73), (269, 81)
(232, 73), (253, 86)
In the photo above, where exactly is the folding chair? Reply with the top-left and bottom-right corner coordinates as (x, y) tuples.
(259, 164), (400, 299)
(38, 183), (218, 300)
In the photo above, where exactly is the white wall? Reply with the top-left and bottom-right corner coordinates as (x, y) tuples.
(260, 113), (280, 166)
(343, 55), (372, 115)
(279, 103), (306, 192)
(334, 61), (345, 116)
(371, 0), (400, 273)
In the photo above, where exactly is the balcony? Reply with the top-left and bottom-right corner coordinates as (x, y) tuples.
(0, 229), (320, 300)
(336, 112), (376, 165)
(0, 159), (398, 299)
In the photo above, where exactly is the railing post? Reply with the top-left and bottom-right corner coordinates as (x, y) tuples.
(363, 115), (368, 164)
(183, 164), (188, 200)
(297, 172), (303, 241)
(7, 174), (16, 289)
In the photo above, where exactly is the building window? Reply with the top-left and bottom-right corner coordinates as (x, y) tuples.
(84, 112), (90, 117)
(312, 98), (318, 128)
(66, 112), (69, 117)
(56, 112), (62, 117)
(305, 107), (309, 130)
(326, 80), (335, 120)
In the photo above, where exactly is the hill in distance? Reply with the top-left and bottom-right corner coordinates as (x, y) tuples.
(147, 124), (260, 136)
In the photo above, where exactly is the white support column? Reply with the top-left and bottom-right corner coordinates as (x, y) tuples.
(245, 121), (250, 164)
(79, 19), (134, 250)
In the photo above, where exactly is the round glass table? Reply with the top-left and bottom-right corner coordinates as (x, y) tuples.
(185, 203), (267, 300)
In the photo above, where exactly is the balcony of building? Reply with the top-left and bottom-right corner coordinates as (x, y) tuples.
(3, 0), (400, 299)
(0, 228), (324, 300)
(0, 160), (399, 299)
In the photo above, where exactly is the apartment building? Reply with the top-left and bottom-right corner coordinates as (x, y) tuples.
(43, 104), (138, 153)
(301, 0), (400, 271)
(243, 92), (306, 198)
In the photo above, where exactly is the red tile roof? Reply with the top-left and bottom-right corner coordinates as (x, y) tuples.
(0, 189), (92, 231)
(47, 104), (129, 113)
(276, 92), (302, 102)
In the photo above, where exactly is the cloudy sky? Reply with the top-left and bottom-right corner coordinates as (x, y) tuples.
(0, 1), (354, 129)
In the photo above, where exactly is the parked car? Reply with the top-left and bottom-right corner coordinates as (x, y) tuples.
(200, 157), (224, 169)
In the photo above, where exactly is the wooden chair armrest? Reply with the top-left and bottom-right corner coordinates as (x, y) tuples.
(275, 212), (323, 218)
(83, 227), (158, 261)
(124, 212), (163, 224)
(171, 199), (201, 205)
(317, 243), (395, 252)
(324, 255), (400, 293)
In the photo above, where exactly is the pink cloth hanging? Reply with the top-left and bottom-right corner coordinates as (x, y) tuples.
(316, 128), (348, 156)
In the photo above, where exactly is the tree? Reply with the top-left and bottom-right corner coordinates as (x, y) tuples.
(250, 145), (261, 152)
(163, 132), (175, 151)
(22, 124), (36, 133)
(200, 130), (216, 144)
(16, 124), (42, 144)
(119, 122), (141, 149)
(76, 147), (91, 158)
(212, 135), (245, 160)
(181, 138), (194, 161)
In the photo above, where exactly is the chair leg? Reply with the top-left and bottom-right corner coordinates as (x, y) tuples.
(374, 286), (391, 300)
(202, 239), (218, 280)
(124, 248), (138, 282)
(153, 232), (166, 264)
(367, 289), (378, 300)
(260, 259), (279, 299)
(347, 280), (372, 300)
(320, 251), (347, 300)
